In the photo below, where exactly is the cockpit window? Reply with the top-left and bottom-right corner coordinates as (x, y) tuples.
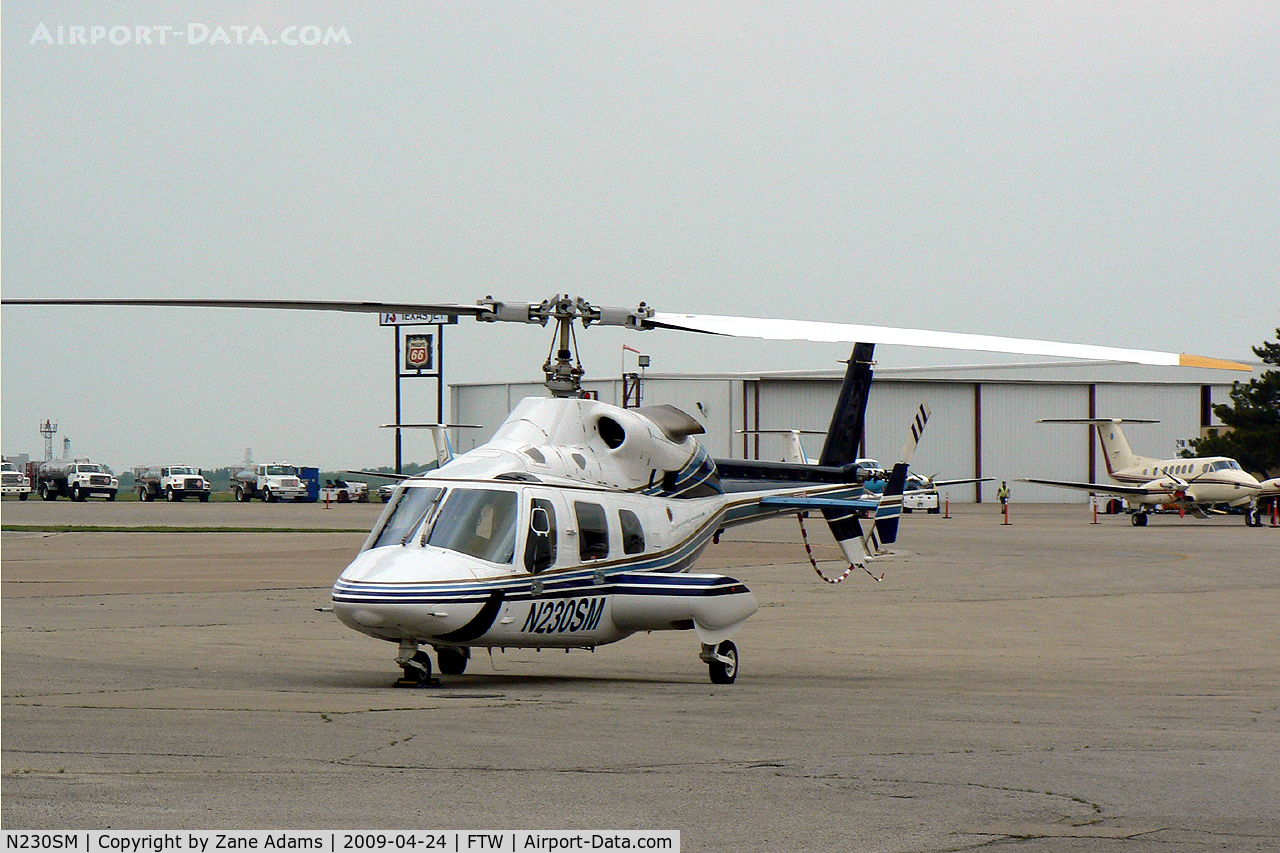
(367, 486), (444, 550)
(426, 488), (519, 564)
(1213, 460), (1242, 471)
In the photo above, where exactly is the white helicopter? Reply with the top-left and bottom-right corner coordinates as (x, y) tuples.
(1, 295), (1251, 684)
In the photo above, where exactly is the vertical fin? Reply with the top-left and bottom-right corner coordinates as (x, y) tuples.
(818, 343), (876, 466)
(873, 462), (908, 545)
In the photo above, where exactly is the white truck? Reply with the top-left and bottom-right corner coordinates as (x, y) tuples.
(318, 478), (369, 503)
(231, 463), (309, 503)
(36, 459), (119, 501)
(137, 465), (212, 502)
(2, 460), (32, 500)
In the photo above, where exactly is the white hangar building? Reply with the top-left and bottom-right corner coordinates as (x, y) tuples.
(451, 360), (1255, 504)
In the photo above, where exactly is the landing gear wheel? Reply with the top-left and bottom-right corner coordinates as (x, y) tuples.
(436, 647), (469, 676)
(394, 651), (439, 688)
(708, 640), (739, 684)
(1131, 513), (1148, 527)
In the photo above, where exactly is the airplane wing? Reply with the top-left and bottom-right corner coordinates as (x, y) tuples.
(930, 477), (993, 488)
(345, 470), (412, 481)
(1022, 477), (1157, 496)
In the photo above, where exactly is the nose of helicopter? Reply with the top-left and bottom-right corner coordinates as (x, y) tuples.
(330, 546), (493, 640)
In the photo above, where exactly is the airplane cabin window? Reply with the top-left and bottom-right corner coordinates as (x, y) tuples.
(619, 509), (645, 555)
(575, 501), (609, 561)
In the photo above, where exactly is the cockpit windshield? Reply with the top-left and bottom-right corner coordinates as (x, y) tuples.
(367, 486), (444, 550)
(1212, 460), (1242, 471)
(426, 489), (519, 564)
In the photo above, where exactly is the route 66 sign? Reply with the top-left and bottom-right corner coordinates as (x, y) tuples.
(405, 334), (433, 370)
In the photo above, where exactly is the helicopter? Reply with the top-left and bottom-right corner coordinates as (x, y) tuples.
(1, 295), (1251, 684)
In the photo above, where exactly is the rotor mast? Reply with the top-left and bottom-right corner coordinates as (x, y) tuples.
(475, 295), (655, 397)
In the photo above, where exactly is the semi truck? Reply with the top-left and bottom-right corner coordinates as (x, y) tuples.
(35, 459), (119, 501)
(231, 463), (309, 502)
(137, 465), (212, 502)
(2, 460), (32, 500)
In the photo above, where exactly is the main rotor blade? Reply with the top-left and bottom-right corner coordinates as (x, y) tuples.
(0, 297), (487, 317)
(647, 312), (1251, 371)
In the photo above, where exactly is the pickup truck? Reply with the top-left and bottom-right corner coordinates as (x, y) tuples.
(319, 478), (369, 503)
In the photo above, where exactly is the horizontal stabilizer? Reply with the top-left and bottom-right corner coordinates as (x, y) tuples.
(760, 495), (882, 511)
(931, 477), (994, 488)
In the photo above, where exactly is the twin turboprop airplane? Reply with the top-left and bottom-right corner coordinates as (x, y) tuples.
(1, 295), (1253, 683)
(1025, 418), (1279, 526)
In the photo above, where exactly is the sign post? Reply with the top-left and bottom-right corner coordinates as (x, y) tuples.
(380, 313), (457, 473)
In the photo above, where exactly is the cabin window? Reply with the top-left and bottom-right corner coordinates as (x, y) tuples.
(426, 488), (519, 564)
(619, 509), (645, 555)
(368, 486), (443, 549)
(575, 501), (609, 561)
(524, 498), (557, 574)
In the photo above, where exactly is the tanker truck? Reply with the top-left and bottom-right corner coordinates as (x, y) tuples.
(231, 463), (308, 502)
(36, 459), (119, 501)
(137, 465), (212, 502)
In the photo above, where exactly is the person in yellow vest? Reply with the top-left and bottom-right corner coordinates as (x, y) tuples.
(997, 481), (1010, 511)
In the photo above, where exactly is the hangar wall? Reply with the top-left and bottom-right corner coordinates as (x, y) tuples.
(451, 362), (1245, 503)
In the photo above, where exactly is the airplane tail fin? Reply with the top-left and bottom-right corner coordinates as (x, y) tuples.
(1038, 418), (1152, 476)
(379, 423), (483, 467)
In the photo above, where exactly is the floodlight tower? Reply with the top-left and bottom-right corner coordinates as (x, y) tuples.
(39, 419), (58, 461)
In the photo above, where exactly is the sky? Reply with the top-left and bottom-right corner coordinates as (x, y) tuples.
(3, 3), (1278, 471)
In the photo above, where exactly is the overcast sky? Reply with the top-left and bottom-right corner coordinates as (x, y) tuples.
(3, 3), (1277, 471)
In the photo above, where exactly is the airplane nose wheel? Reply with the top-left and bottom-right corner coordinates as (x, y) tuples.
(702, 640), (739, 684)
(394, 643), (440, 688)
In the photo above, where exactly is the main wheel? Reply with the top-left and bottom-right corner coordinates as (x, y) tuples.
(708, 640), (739, 684)
(436, 647), (469, 676)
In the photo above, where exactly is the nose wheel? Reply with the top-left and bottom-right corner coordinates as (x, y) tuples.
(701, 640), (739, 684)
(393, 642), (440, 688)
